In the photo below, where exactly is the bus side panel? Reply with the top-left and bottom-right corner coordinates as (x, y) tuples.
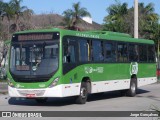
(137, 63), (157, 87)
(61, 62), (157, 96)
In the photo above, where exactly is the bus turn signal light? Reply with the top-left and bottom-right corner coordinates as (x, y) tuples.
(156, 69), (160, 76)
(49, 77), (60, 88)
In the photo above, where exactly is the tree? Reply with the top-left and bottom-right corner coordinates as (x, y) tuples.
(0, 0), (34, 40)
(1, 0), (33, 33)
(103, 1), (159, 39)
(9, 0), (28, 31)
(0, 0), (4, 18)
(63, 2), (91, 30)
(138, 3), (159, 38)
(103, 1), (129, 33)
(103, 1), (160, 58)
(0, 1), (15, 39)
(62, 9), (73, 29)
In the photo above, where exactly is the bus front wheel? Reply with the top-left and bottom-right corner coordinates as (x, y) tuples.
(75, 82), (89, 104)
(127, 78), (137, 97)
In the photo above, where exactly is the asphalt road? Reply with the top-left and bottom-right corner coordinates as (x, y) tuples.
(0, 83), (160, 120)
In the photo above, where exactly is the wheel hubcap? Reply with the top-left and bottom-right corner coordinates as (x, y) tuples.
(131, 83), (136, 93)
(80, 88), (87, 99)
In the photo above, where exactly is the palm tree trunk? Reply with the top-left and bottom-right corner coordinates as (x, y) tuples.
(15, 14), (20, 31)
(7, 17), (10, 39)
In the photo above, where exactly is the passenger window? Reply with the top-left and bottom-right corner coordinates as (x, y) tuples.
(148, 45), (155, 62)
(92, 41), (103, 62)
(139, 45), (147, 62)
(104, 42), (116, 62)
(117, 43), (128, 62)
(128, 44), (139, 62)
(79, 39), (89, 62)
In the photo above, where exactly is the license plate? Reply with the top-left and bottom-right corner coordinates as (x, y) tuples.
(26, 94), (36, 98)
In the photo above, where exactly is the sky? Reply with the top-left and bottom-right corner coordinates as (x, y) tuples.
(3, 0), (160, 24)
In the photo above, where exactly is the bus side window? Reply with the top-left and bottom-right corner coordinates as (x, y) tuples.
(117, 43), (128, 62)
(79, 39), (89, 62)
(148, 45), (155, 62)
(104, 42), (116, 62)
(139, 45), (147, 62)
(92, 40), (103, 62)
(63, 40), (76, 63)
(128, 44), (139, 62)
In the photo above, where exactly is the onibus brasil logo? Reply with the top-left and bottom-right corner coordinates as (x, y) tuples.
(130, 62), (138, 75)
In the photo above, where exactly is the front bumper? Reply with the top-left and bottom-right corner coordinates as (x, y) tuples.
(8, 85), (63, 98)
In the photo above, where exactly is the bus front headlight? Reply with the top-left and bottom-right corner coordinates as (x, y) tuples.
(7, 78), (14, 87)
(49, 77), (60, 88)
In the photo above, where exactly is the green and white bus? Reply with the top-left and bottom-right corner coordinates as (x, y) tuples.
(8, 28), (157, 104)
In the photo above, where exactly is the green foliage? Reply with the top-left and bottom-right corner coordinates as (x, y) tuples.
(103, 1), (128, 33)
(0, 0), (33, 40)
(103, 1), (160, 43)
(8, 0), (31, 31)
(1, 0), (32, 28)
(62, 2), (91, 30)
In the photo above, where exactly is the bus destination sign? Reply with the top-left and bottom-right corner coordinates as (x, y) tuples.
(18, 34), (53, 41)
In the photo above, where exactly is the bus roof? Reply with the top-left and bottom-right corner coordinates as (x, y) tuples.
(14, 28), (154, 45)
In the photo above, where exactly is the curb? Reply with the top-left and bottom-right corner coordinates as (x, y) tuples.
(0, 90), (8, 95)
(0, 82), (8, 93)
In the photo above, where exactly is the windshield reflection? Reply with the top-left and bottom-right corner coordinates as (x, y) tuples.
(10, 41), (59, 76)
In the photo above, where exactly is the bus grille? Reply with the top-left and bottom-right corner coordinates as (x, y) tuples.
(17, 90), (45, 97)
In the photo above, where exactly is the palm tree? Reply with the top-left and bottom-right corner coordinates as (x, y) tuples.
(9, 0), (28, 31)
(0, 1), (15, 39)
(62, 9), (73, 29)
(0, 0), (33, 38)
(0, 1), (4, 18)
(103, 1), (159, 37)
(63, 2), (91, 30)
(138, 3), (159, 38)
(5, 0), (32, 32)
(103, 1), (128, 33)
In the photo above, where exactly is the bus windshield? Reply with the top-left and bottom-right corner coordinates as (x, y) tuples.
(10, 40), (59, 78)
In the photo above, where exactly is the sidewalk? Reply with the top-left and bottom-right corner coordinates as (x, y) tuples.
(0, 82), (8, 94)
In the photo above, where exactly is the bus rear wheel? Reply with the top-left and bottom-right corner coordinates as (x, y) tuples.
(75, 82), (89, 104)
(127, 78), (137, 97)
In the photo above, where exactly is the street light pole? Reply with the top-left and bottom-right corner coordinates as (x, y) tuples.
(158, 23), (160, 69)
(134, 0), (138, 38)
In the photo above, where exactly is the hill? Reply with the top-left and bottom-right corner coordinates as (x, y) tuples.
(30, 14), (102, 30)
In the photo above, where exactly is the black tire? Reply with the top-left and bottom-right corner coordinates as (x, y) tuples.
(127, 78), (137, 97)
(75, 82), (89, 104)
(35, 98), (48, 103)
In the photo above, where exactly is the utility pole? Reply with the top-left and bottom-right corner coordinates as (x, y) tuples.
(134, 0), (138, 38)
(158, 23), (160, 76)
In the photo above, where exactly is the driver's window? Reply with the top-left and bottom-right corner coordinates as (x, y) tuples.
(63, 39), (76, 63)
